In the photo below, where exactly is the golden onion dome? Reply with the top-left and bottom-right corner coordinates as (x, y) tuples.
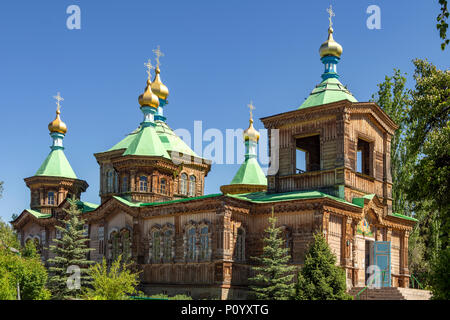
(48, 109), (67, 134)
(138, 79), (160, 108)
(319, 27), (343, 58)
(151, 67), (169, 100)
(243, 119), (260, 142)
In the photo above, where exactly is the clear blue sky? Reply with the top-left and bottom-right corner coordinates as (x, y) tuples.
(0, 0), (447, 222)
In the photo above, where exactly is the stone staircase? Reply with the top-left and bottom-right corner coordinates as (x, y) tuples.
(348, 287), (432, 300)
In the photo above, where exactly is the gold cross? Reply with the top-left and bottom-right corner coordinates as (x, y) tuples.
(326, 5), (335, 28)
(144, 59), (154, 80)
(247, 100), (255, 120)
(153, 45), (164, 68)
(53, 92), (64, 112)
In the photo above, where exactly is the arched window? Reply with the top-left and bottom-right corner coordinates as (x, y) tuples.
(281, 227), (292, 259)
(110, 231), (120, 261)
(180, 173), (188, 195)
(199, 226), (209, 261)
(114, 172), (119, 193)
(187, 227), (196, 261)
(189, 175), (196, 196)
(235, 227), (245, 262)
(48, 192), (55, 205)
(163, 229), (173, 262)
(33, 238), (41, 255)
(160, 178), (166, 194)
(139, 176), (148, 192)
(152, 230), (161, 263)
(122, 176), (128, 192)
(121, 230), (131, 261)
(107, 170), (114, 193)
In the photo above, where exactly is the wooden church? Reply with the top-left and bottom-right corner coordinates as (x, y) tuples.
(11, 13), (417, 299)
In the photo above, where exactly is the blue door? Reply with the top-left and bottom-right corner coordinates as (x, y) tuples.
(373, 241), (391, 287)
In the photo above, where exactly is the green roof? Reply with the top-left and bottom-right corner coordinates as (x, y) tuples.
(113, 196), (143, 207)
(123, 125), (170, 158)
(299, 77), (357, 109)
(230, 157), (267, 185)
(227, 190), (360, 207)
(35, 149), (77, 179)
(352, 194), (376, 207)
(108, 121), (199, 160)
(113, 190), (360, 208)
(108, 130), (138, 152)
(25, 209), (51, 219)
(155, 120), (199, 157)
(77, 201), (99, 213)
(351, 195), (418, 222)
(389, 212), (418, 222)
(113, 193), (222, 208)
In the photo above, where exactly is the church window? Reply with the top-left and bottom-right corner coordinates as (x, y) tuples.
(180, 173), (188, 195)
(152, 230), (161, 263)
(199, 226), (209, 261)
(121, 229), (131, 261)
(189, 175), (196, 196)
(139, 176), (148, 192)
(114, 172), (118, 193)
(234, 227), (245, 262)
(83, 224), (89, 237)
(357, 138), (371, 176)
(33, 238), (41, 254)
(122, 176), (128, 192)
(48, 192), (55, 205)
(295, 134), (320, 173)
(107, 170), (114, 193)
(160, 178), (166, 194)
(111, 231), (120, 261)
(98, 240), (104, 255)
(163, 229), (173, 262)
(187, 227), (196, 261)
(281, 228), (293, 259)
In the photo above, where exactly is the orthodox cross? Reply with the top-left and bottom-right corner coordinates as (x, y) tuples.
(153, 45), (164, 68)
(247, 100), (255, 120)
(144, 59), (154, 80)
(53, 92), (64, 112)
(327, 5), (335, 28)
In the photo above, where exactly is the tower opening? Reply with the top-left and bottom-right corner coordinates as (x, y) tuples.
(357, 138), (371, 176)
(295, 135), (320, 173)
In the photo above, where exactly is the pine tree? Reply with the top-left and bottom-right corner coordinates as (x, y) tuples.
(295, 232), (352, 300)
(47, 198), (93, 299)
(249, 209), (296, 300)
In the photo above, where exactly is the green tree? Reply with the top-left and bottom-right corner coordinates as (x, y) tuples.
(84, 255), (140, 300)
(47, 198), (93, 299)
(295, 232), (352, 300)
(249, 210), (296, 300)
(371, 69), (412, 215)
(406, 59), (450, 250)
(0, 218), (20, 249)
(373, 60), (449, 289)
(437, 0), (449, 50)
(0, 180), (3, 199)
(430, 247), (450, 299)
(0, 246), (51, 300)
(0, 270), (16, 300)
(22, 238), (38, 259)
